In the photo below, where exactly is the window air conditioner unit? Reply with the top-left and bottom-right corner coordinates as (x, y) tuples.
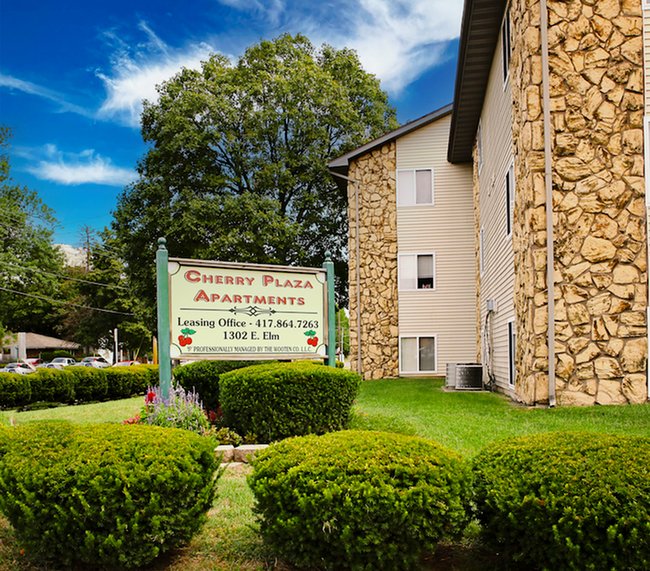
(445, 363), (484, 390)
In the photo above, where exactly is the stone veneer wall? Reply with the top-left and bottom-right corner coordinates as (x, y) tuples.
(347, 142), (399, 380)
(510, 0), (648, 404)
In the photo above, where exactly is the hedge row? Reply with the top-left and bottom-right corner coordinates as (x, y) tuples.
(0, 365), (159, 407)
(0, 421), (218, 568)
(250, 430), (650, 571)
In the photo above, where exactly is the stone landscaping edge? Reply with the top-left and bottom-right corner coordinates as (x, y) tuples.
(216, 444), (269, 466)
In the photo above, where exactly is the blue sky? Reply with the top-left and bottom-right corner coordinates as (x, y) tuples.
(1, 0), (463, 246)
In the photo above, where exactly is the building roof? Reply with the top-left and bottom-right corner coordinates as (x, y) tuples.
(4, 333), (80, 351)
(327, 104), (453, 192)
(447, 0), (508, 164)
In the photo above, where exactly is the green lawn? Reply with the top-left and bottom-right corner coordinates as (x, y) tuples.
(351, 378), (650, 457)
(1, 378), (648, 570)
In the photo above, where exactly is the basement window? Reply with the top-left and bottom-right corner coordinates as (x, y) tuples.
(400, 336), (437, 373)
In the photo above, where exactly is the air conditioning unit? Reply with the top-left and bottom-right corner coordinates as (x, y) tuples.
(445, 363), (484, 390)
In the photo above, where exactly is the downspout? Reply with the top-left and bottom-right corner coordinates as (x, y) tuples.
(540, 0), (556, 407)
(329, 171), (363, 377)
(643, 118), (650, 401)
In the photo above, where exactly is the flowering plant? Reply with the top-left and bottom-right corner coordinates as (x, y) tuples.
(139, 383), (212, 438)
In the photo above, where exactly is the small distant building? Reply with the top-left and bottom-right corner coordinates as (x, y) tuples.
(3, 332), (82, 362)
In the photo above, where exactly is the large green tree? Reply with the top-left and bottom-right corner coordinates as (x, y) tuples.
(0, 126), (66, 335)
(113, 33), (398, 315)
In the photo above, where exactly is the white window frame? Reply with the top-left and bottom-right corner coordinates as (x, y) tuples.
(399, 335), (438, 374)
(477, 120), (483, 174)
(508, 318), (516, 387)
(478, 226), (485, 277)
(644, 0), (650, 10)
(502, 6), (511, 85)
(506, 159), (515, 238)
(398, 253), (436, 291)
(396, 168), (434, 206)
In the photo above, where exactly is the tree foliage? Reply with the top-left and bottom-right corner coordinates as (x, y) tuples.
(0, 126), (66, 335)
(113, 33), (398, 312)
(56, 229), (152, 358)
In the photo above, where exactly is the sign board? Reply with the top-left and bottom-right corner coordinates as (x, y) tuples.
(168, 258), (327, 360)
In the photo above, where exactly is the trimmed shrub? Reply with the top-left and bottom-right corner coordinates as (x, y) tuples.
(220, 361), (361, 442)
(173, 360), (261, 413)
(0, 421), (219, 568)
(41, 350), (74, 362)
(129, 364), (159, 394)
(249, 430), (471, 571)
(65, 366), (108, 402)
(0, 373), (31, 408)
(28, 368), (75, 404)
(472, 431), (650, 571)
(104, 366), (135, 400)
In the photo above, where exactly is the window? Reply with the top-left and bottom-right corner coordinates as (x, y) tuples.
(478, 226), (485, 275)
(477, 120), (483, 173)
(508, 319), (516, 387)
(506, 160), (515, 237)
(502, 7), (511, 83)
(397, 169), (433, 206)
(399, 253), (435, 290)
(400, 336), (437, 373)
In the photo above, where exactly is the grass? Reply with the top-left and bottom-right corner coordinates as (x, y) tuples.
(1, 377), (649, 570)
(0, 396), (142, 426)
(351, 378), (650, 457)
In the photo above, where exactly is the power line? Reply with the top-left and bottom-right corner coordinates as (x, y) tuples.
(0, 286), (135, 316)
(0, 261), (128, 290)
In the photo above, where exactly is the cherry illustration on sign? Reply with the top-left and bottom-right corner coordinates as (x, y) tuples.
(178, 328), (196, 347)
(305, 329), (318, 347)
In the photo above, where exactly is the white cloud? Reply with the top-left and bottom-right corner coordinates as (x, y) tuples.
(215, 0), (463, 94)
(216, 0), (286, 25)
(349, 0), (462, 93)
(24, 145), (136, 187)
(0, 74), (93, 117)
(95, 22), (218, 128)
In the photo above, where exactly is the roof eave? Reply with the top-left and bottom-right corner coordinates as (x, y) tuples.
(327, 103), (454, 184)
(447, 0), (508, 164)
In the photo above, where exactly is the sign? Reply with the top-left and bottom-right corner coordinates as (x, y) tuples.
(168, 258), (327, 360)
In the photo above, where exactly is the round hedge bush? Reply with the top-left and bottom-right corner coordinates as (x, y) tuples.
(0, 421), (219, 568)
(248, 430), (471, 571)
(472, 431), (650, 571)
(220, 361), (361, 441)
(173, 360), (261, 413)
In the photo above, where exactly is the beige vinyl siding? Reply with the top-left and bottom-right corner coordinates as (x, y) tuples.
(477, 21), (516, 391)
(396, 114), (476, 376)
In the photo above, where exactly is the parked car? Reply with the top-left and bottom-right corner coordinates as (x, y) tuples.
(25, 358), (45, 366)
(1, 362), (36, 374)
(78, 356), (111, 368)
(113, 360), (141, 367)
(48, 357), (77, 369)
